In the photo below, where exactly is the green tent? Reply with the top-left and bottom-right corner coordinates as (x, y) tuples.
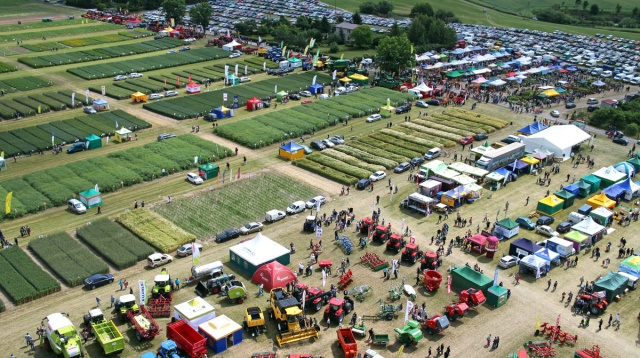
(451, 266), (493, 294)
(493, 218), (519, 239)
(581, 174), (601, 194)
(574, 180), (592, 198)
(563, 230), (589, 252)
(79, 188), (102, 208)
(84, 134), (102, 150)
(593, 271), (629, 302)
(627, 157), (640, 174)
(486, 284), (509, 308)
(536, 195), (564, 216)
(446, 70), (462, 78)
(276, 90), (289, 102)
(554, 190), (575, 209)
(198, 163), (219, 180)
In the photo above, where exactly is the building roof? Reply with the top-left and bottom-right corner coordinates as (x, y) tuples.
(198, 315), (242, 340)
(335, 22), (359, 30)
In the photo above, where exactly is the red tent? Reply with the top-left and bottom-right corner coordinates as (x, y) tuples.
(467, 234), (488, 254)
(252, 261), (295, 291)
(246, 96), (262, 111)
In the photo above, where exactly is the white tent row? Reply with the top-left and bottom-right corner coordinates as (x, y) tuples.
(473, 68), (492, 75)
(521, 125), (591, 161)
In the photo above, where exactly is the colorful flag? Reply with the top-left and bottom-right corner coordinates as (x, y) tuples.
(404, 300), (413, 323)
(138, 280), (148, 305)
(37, 105), (41, 114)
(5, 192), (12, 214)
(281, 46), (286, 57)
(170, 18), (175, 27)
(237, 167), (241, 179)
(312, 75), (317, 85)
(71, 92), (75, 107)
(447, 275), (452, 294)
(411, 45), (414, 54)
(303, 45), (309, 56)
(535, 312), (541, 330)
(310, 38), (316, 48)
(192, 242), (201, 265)
(177, 76), (181, 86)
(340, 53), (344, 60)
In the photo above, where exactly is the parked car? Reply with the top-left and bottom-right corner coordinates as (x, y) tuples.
(394, 162), (411, 173)
(239, 77), (251, 83)
(286, 200), (306, 214)
(166, 49), (176, 54)
(329, 135), (345, 144)
(460, 136), (474, 145)
(369, 171), (386, 182)
(536, 225), (560, 237)
(305, 196), (326, 209)
(289, 93), (301, 100)
(84, 273), (114, 290)
(587, 98), (599, 104)
(310, 140), (326, 151)
(165, 90), (178, 97)
(180, 46), (190, 51)
(157, 133), (176, 141)
(83, 106), (97, 114)
(129, 73), (143, 78)
(498, 255), (519, 269)
(147, 253), (173, 268)
(516, 216), (536, 230)
(550, 110), (560, 118)
(556, 221), (572, 233)
(587, 105), (600, 112)
(536, 216), (555, 226)
(565, 102), (576, 109)
(321, 139), (334, 148)
(474, 133), (488, 140)
(366, 114), (381, 123)
(229, 53), (241, 58)
(240, 222), (264, 234)
(177, 243), (203, 257)
(203, 113), (217, 121)
(300, 145), (312, 154)
(67, 142), (85, 154)
(395, 105), (411, 114)
(426, 99), (441, 106)
(67, 199), (87, 214)
(356, 178), (371, 190)
(186, 172), (203, 185)
(149, 93), (164, 100)
(415, 100), (429, 108)
(613, 137), (628, 145)
(410, 157), (425, 166)
(215, 228), (241, 243)
(114, 75), (128, 81)
(299, 90), (312, 97)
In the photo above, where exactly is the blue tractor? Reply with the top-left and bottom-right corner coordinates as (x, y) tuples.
(155, 340), (182, 358)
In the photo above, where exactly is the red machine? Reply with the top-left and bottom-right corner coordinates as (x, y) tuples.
(337, 269), (353, 290)
(575, 345), (603, 358)
(421, 314), (450, 335)
(336, 328), (358, 358)
(323, 297), (354, 324)
(459, 288), (486, 307)
(574, 292), (608, 315)
(166, 320), (207, 358)
(456, 39), (467, 48)
(292, 283), (333, 312)
(210, 35), (234, 47)
(526, 341), (556, 357)
(242, 46), (259, 54)
(538, 323), (578, 345)
(360, 252), (389, 271)
(127, 305), (160, 341)
(371, 225), (390, 243)
(385, 233), (406, 253)
(360, 217), (374, 235)
(443, 302), (469, 321)
(147, 296), (171, 318)
(401, 242), (423, 264)
(420, 251), (440, 270)
(422, 270), (442, 291)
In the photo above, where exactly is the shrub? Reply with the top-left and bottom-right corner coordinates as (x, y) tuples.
(293, 158), (358, 185)
(117, 210), (196, 253)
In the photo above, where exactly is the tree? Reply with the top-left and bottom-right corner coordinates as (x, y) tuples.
(582, 1), (589, 11)
(410, 3), (434, 17)
(337, 15), (344, 23)
(162, 0), (186, 24)
(126, 0), (144, 12)
(319, 16), (331, 33)
(350, 25), (374, 48)
(633, 7), (639, 18)
(575, 0), (581, 6)
(329, 42), (340, 53)
(389, 22), (403, 37)
(353, 12), (362, 24)
(376, 34), (412, 72)
(377, 0), (394, 16)
(626, 123), (639, 137)
(590, 3), (599, 15)
(235, 20), (257, 36)
(189, 2), (212, 29)
(407, 16), (428, 47)
(295, 16), (312, 30)
(616, 3), (622, 14)
(359, 1), (377, 14)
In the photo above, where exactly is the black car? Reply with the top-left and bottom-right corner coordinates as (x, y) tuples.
(394, 162), (411, 173)
(565, 102), (576, 109)
(203, 113), (217, 121)
(310, 140), (326, 151)
(215, 228), (241, 243)
(84, 273), (114, 290)
(587, 105), (600, 112)
(356, 178), (371, 190)
(474, 133), (488, 140)
(536, 216), (555, 226)
(261, 96), (272, 102)
(410, 157), (425, 166)
(613, 137), (628, 145)
(289, 93), (301, 100)
(261, 101), (271, 108)
(556, 221), (572, 234)
(395, 105), (411, 114)
(426, 99), (441, 106)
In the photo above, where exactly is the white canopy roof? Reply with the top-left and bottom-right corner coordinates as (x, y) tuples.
(413, 82), (433, 92)
(520, 254), (548, 268)
(572, 216), (605, 236)
(593, 166), (626, 182)
(229, 232), (289, 266)
(489, 79), (506, 86)
(521, 125), (591, 161)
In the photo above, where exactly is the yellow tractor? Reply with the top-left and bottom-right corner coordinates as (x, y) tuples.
(267, 288), (319, 347)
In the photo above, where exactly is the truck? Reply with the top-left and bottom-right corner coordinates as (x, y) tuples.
(475, 142), (526, 172)
(44, 313), (84, 358)
(83, 308), (125, 355)
(190, 260), (224, 280)
(544, 237), (576, 257)
(166, 320), (207, 358)
(268, 288), (320, 347)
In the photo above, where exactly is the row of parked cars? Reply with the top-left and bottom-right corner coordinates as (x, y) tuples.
(309, 135), (344, 151)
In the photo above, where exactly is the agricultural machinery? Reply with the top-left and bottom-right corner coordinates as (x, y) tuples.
(401, 242), (423, 264)
(267, 288), (320, 347)
(422, 270), (443, 291)
(166, 320), (207, 358)
(291, 282), (334, 311)
(115, 294), (160, 341)
(362, 299), (401, 321)
(573, 292), (608, 315)
(323, 297), (355, 324)
(82, 308), (125, 355)
(371, 225), (390, 243)
(394, 320), (423, 346)
(44, 313), (84, 358)
(443, 302), (469, 321)
(459, 288), (486, 307)
(386, 233), (406, 253)
(420, 251), (441, 270)
(336, 328), (358, 358)
(195, 273), (235, 297)
(347, 285), (373, 302)
(223, 280), (248, 304)
(303, 216), (317, 232)
(152, 268), (174, 299)
(243, 306), (266, 336)
(156, 340), (181, 358)
(421, 314), (450, 335)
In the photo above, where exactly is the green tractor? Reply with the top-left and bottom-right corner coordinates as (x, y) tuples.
(394, 320), (423, 347)
(43, 313), (84, 358)
(152, 268), (173, 299)
(114, 294), (139, 321)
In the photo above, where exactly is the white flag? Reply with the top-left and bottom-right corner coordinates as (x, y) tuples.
(302, 289), (306, 312)
(404, 300), (414, 323)
(235, 64), (238, 75)
(332, 70), (337, 80)
(115, 121), (118, 129)
(322, 269), (326, 287)
(245, 65), (248, 75)
(258, 36), (262, 44)
(316, 199), (321, 213)
(138, 280), (147, 305)
(194, 156), (198, 164)
(192, 242), (201, 265)
(85, 89), (89, 104)
(312, 75), (317, 85)
(230, 170), (232, 182)
(274, 84), (277, 94)
(94, 184), (99, 192)
(263, 62), (266, 71)
(71, 92), (75, 107)
(226, 29), (230, 37)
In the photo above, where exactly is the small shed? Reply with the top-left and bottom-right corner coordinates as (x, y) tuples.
(226, 74), (239, 85)
(229, 233), (290, 275)
(450, 266), (493, 294)
(509, 238), (543, 258)
(619, 256), (640, 277)
(79, 188), (102, 208)
(574, 180), (592, 198)
(173, 296), (216, 329)
(84, 134), (102, 150)
(493, 218), (519, 240)
(198, 163), (219, 180)
(92, 98), (110, 111)
(114, 127), (132, 143)
(486, 284), (509, 308)
(186, 81), (201, 94)
(309, 83), (324, 94)
(536, 195), (564, 216)
(131, 92), (147, 103)
(198, 315), (243, 354)
(589, 207), (614, 226)
(553, 190), (574, 209)
(577, 204), (592, 216)
(586, 192), (616, 210)
(581, 174), (601, 194)
(593, 271), (629, 302)
(246, 97), (262, 111)
(279, 141), (305, 161)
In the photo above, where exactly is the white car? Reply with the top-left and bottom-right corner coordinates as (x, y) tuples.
(321, 139), (334, 148)
(550, 110), (560, 118)
(305, 195), (326, 209)
(286, 200), (306, 214)
(167, 49), (177, 54)
(366, 114), (381, 123)
(184, 37), (196, 42)
(114, 75), (128, 81)
(149, 93), (164, 100)
(415, 100), (429, 108)
(299, 90), (312, 97)
(67, 199), (87, 214)
(129, 73), (143, 78)
(165, 90), (178, 97)
(147, 253), (173, 268)
(229, 53), (241, 58)
(536, 225), (560, 237)
(186, 173), (203, 185)
(369, 171), (387, 182)
(176, 243), (203, 257)
(498, 255), (519, 269)
(239, 77), (251, 83)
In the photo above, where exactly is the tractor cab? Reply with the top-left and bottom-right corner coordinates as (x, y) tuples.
(386, 233), (406, 252)
(84, 308), (105, 325)
(401, 242), (423, 264)
(421, 251), (440, 270)
(152, 272), (172, 299)
(324, 297), (354, 324)
(116, 294), (139, 317)
(303, 216), (316, 232)
(372, 224), (390, 243)
(360, 217), (374, 235)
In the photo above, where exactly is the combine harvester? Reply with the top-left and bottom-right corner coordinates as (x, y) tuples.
(267, 288), (320, 347)
(83, 308), (125, 355)
(43, 313), (84, 358)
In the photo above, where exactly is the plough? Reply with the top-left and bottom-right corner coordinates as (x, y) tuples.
(539, 323), (578, 345)
(362, 299), (401, 321)
(336, 235), (354, 255)
(338, 269), (354, 290)
(360, 252), (389, 271)
(525, 340), (556, 357)
(348, 285), (373, 302)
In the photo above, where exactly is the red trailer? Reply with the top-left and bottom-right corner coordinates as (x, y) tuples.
(336, 328), (357, 358)
(127, 305), (160, 341)
(166, 320), (207, 358)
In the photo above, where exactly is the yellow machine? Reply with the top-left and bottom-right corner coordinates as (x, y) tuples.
(268, 288), (319, 346)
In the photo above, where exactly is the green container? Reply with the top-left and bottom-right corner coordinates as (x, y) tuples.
(94, 320), (125, 355)
(486, 285), (508, 308)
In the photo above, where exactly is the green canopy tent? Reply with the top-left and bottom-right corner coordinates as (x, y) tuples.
(486, 284), (509, 308)
(79, 188), (102, 208)
(581, 174), (601, 194)
(493, 218), (519, 240)
(198, 163), (219, 180)
(627, 157), (640, 174)
(563, 230), (590, 253)
(593, 271), (629, 302)
(276, 90), (289, 102)
(574, 180), (592, 198)
(536, 195), (564, 216)
(554, 189), (575, 209)
(451, 265), (493, 294)
(84, 134), (102, 150)
(446, 70), (462, 78)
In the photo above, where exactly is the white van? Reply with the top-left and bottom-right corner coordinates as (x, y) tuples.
(265, 209), (286, 223)
(614, 73), (627, 81)
(567, 212), (586, 225)
(407, 89), (424, 99)
(630, 77), (640, 85)
(590, 68), (603, 76)
(623, 74), (635, 83)
(424, 147), (442, 160)
(617, 271), (638, 290)
(586, 59), (597, 67)
(361, 58), (373, 65)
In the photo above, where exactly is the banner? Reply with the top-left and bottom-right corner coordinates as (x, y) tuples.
(222, 170), (227, 183)
(316, 225), (322, 237)
(493, 267), (499, 286)
(223, 93), (228, 101)
(245, 65), (248, 75)
(170, 18), (175, 27)
(101, 85), (105, 96)
(312, 75), (317, 85)
(235, 64), (238, 75)
(94, 184), (99, 192)
(404, 300), (413, 323)
(37, 105), (41, 114)
(274, 84), (277, 94)
(332, 70), (337, 80)
(258, 36), (262, 44)
(447, 276), (452, 294)
(51, 132), (55, 146)
(263, 62), (266, 71)
(535, 312), (541, 330)
(188, 74), (191, 82)
(71, 92), (75, 107)
(303, 45), (309, 56)
(411, 45), (414, 54)
(192, 242), (201, 265)
(164, 78), (167, 88)
(280, 40), (283, 48)
(85, 89), (89, 104)
(237, 167), (241, 179)
(226, 29), (230, 37)
(322, 269), (326, 287)
(340, 53), (344, 60)
(310, 38), (316, 48)
(316, 198), (321, 213)
(177, 76), (181, 86)
(138, 280), (148, 305)
(194, 156), (198, 164)
(281, 46), (286, 57)
(401, 218), (405, 235)
(229, 169), (232, 182)
(301, 290), (306, 312)
(5, 192), (12, 215)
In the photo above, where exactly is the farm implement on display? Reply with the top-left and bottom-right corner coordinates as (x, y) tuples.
(336, 328), (358, 358)
(421, 269), (443, 291)
(394, 320), (423, 347)
(338, 269), (354, 290)
(360, 252), (389, 271)
(538, 323), (578, 345)
(362, 299), (401, 321)
(336, 235), (354, 254)
(347, 284), (373, 302)
(148, 268), (173, 318)
(388, 284), (403, 301)
(525, 340), (556, 357)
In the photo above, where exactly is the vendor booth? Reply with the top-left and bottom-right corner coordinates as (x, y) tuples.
(198, 163), (219, 180)
(581, 174), (601, 194)
(451, 266), (493, 294)
(509, 238), (543, 258)
(486, 285), (509, 308)
(92, 98), (110, 111)
(441, 186), (468, 208)
(619, 256), (640, 277)
(198, 315), (243, 354)
(562, 183), (579, 197)
(520, 155), (540, 170)
(226, 74), (239, 85)
(419, 179), (442, 197)
(222, 40), (242, 51)
(276, 91), (289, 102)
(432, 168), (460, 181)
(131, 92), (147, 103)
(403, 192), (436, 214)
(593, 272), (629, 302)
(592, 167), (626, 188)
(563, 231), (590, 253)
(309, 83), (324, 94)
(626, 157), (640, 174)
(212, 106), (233, 119)
(586, 192), (616, 210)
(79, 188), (102, 208)
(571, 216), (605, 243)
(589, 207), (614, 227)
(246, 97), (262, 111)
(174, 296), (216, 329)
(186, 81), (201, 94)
(614, 162), (635, 178)
(229, 233), (290, 276)
(452, 174), (476, 186)
(348, 73), (369, 85)
(84, 134), (102, 150)
(251, 261), (296, 291)
(467, 233), (488, 254)
(574, 180), (592, 198)
(493, 218), (519, 240)
(536, 195), (564, 216)
(535, 248), (561, 266)
(553, 190), (574, 209)
(279, 141), (305, 161)
(519, 255), (549, 279)
(288, 57), (302, 68)
(114, 127), (132, 143)
(422, 160), (447, 177)
(603, 178), (640, 201)
(505, 159), (530, 174)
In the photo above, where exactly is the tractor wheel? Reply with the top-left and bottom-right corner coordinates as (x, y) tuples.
(385, 313), (394, 320)
(338, 313), (345, 322)
(237, 298), (244, 304)
(315, 302), (322, 311)
(427, 328), (434, 335)
(412, 257), (417, 264)
(212, 286), (220, 294)
(591, 306), (601, 315)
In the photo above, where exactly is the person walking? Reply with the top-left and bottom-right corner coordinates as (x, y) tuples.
(608, 313), (612, 327)
(547, 279), (552, 290)
(444, 346), (451, 358)
(514, 273), (520, 285)
(553, 281), (558, 292)
(25, 332), (33, 346)
(486, 334), (491, 347)
(598, 318), (603, 330)
(525, 196), (529, 206)
(95, 297), (101, 307)
(129, 287), (133, 295)
(175, 277), (181, 290)
(110, 295), (115, 308)
(368, 327), (375, 342)
(118, 279), (123, 291)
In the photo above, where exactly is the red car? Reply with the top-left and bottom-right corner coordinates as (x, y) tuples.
(460, 136), (474, 145)
(301, 100), (313, 105)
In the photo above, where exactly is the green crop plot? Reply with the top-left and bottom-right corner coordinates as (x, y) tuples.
(117, 209), (196, 253)
(0, 247), (60, 304)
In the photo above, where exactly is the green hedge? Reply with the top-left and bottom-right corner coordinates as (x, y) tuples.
(430, 113), (492, 133)
(0, 247), (60, 304)
(293, 158), (358, 186)
(380, 129), (443, 149)
(348, 141), (410, 163)
(442, 109), (508, 129)
(29, 232), (109, 287)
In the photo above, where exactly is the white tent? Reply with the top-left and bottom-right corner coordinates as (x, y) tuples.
(229, 232), (290, 275)
(521, 125), (591, 161)
(519, 254), (549, 279)
(413, 82), (433, 92)
(535, 248), (561, 266)
(489, 79), (506, 86)
(571, 216), (605, 240)
(592, 166), (627, 185)
(222, 40), (242, 51)
(173, 296), (216, 329)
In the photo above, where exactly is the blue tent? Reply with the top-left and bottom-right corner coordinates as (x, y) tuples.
(505, 159), (529, 174)
(614, 162), (635, 178)
(494, 167), (513, 178)
(530, 122), (547, 132)
(535, 248), (560, 265)
(603, 184), (626, 201)
(309, 83), (324, 94)
(563, 183), (579, 196)
(509, 238), (543, 258)
(518, 124), (537, 135)
(92, 98), (110, 111)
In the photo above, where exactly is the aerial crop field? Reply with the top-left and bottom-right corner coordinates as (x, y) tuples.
(117, 209), (196, 253)
(0, 247), (60, 305)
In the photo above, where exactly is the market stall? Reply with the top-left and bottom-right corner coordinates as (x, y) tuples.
(309, 82), (324, 94)
(589, 207), (614, 227)
(493, 218), (519, 240)
(592, 167), (626, 188)
(581, 174), (601, 194)
(536, 195), (564, 216)
(534, 248), (561, 266)
(562, 183), (580, 197)
(131, 91), (147, 103)
(246, 97), (262, 111)
(572, 215), (606, 243)
(403, 192), (436, 214)
(574, 180), (592, 198)
(613, 162), (635, 178)
(626, 157), (640, 174)
(451, 265), (493, 294)
(79, 188), (102, 208)
(197, 163), (219, 180)
(198, 315), (243, 354)
(174, 296), (216, 329)
(586, 192), (616, 210)
(509, 238), (543, 258)
(593, 272), (629, 302)
(553, 190), (575, 209)
(114, 127), (132, 143)
(251, 261), (296, 291)
(229, 233), (290, 275)
(519, 254), (549, 279)
(84, 134), (102, 150)
(186, 81), (201, 94)
(419, 179), (442, 197)
(467, 233), (488, 254)
(486, 285), (509, 308)
(279, 141), (305, 161)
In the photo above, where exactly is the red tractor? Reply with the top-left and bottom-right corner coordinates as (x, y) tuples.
(359, 217), (374, 235)
(401, 243), (423, 264)
(421, 314), (450, 335)
(573, 292), (608, 315)
(443, 302), (469, 321)
(459, 288), (486, 308)
(371, 225), (390, 243)
(386, 233), (406, 253)
(323, 297), (354, 325)
(291, 283), (334, 312)
(420, 251), (440, 271)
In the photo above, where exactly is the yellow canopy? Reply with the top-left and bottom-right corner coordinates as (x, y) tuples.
(542, 89), (559, 97)
(165, 26), (173, 32)
(339, 77), (352, 82)
(586, 192), (616, 209)
(521, 155), (540, 165)
(348, 73), (368, 80)
(131, 92), (147, 103)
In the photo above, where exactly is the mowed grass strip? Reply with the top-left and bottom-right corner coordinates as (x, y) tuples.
(117, 209), (196, 253)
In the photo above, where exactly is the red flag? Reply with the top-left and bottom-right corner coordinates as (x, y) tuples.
(177, 76), (181, 86)
(447, 276), (452, 294)
(237, 167), (241, 179)
(188, 74), (191, 82)
(164, 78), (166, 87)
